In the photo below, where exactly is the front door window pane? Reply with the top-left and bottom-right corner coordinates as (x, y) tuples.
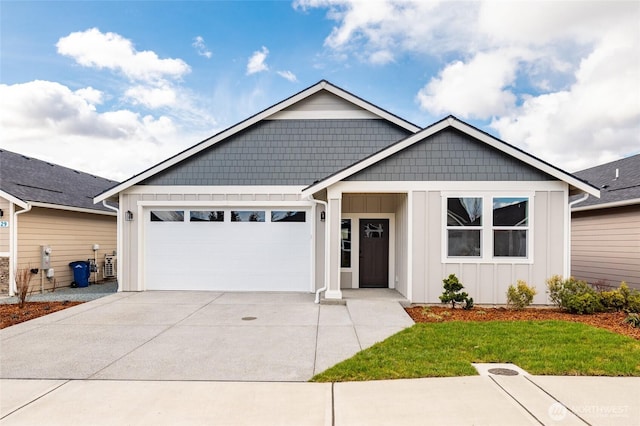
(341, 219), (351, 268)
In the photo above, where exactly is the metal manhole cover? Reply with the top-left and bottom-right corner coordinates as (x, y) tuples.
(488, 368), (518, 376)
(241, 316), (257, 321)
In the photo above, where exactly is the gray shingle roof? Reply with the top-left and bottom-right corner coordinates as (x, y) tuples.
(572, 154), (640, 208)
(0, 149), (118, 213)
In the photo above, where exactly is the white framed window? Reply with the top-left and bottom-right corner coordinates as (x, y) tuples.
(443, 193), (533, 263)
(446, 197), (482, 257)
(492, 197), (528, 258)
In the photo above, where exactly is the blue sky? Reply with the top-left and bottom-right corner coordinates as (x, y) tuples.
(1, 1), (638, 181)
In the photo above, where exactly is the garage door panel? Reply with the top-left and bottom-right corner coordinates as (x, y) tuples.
(145, 208), (312, 291)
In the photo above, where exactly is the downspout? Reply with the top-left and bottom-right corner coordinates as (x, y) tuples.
(565, 193), (589, 279)
(102, 200), (122, 292)
(11, 203), (32, 296)
(308, 195), (329, 304)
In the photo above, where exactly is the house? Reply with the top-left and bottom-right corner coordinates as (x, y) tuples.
(571, 154), (640, 289)
(94, 81), (599, 304)
(0, 149), (118, 296)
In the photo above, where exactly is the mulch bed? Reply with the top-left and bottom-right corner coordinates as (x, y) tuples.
(406, 306), (640, 340)
(0, 302), (83, 329)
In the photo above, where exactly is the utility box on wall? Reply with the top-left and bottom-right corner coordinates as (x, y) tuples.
(41, 246), (51, 269)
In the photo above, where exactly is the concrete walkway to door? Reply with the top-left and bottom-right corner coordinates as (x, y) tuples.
(0, 289), (413, 382)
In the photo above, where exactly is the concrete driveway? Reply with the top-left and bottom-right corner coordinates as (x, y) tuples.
(0, 290), (413, 382)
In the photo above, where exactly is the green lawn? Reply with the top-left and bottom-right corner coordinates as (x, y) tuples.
(311, 321), (640, 382)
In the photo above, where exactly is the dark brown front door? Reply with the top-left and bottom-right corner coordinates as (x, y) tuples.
(359, 219), (389, 288)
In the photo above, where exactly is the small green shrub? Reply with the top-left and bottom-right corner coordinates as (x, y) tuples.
(462, 297), (474, 310)
(598, 282), (640, 313)
(623, 313), (640, 328)
(546, 275), (603, 314)
(599, 289), (626, 311)
(439, 274), (473, 309)
(506, 280), (537, 310)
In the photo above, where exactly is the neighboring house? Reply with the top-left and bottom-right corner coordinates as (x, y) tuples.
(0, 149), (118, 296)
(95, 81), (598, 304)
(571, 154), (640, 289)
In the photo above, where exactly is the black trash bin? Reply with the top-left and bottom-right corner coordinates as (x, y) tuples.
(69, 261), (90, 288)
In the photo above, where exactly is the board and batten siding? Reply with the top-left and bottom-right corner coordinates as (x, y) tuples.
(119, 188), (312, 292)
(16, 207), (116, 292)
(410, 189), (566, 305)
(572, 205), (640, 289)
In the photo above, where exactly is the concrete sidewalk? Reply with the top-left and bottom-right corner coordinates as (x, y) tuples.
(1, 376), (638, 425)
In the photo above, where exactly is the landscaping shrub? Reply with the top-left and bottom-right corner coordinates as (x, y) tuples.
(506, 280), (537, 310)
(439, 274), (473, 309)
(624, 313), (640, 328)
(15, 266), (34, 309)
(598, 282), (640, 313)
(546, 275), (603, 314)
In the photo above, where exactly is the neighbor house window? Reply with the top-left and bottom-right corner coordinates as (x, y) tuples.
(493, 197), (528, 257)
(446, 197), (482, 257)
(190, 211), (224, 222)
(271, 211), (306, 222)
(231, 211), (265, 222)
(150, 211), (184, 222)
(341, 219), (351, 268)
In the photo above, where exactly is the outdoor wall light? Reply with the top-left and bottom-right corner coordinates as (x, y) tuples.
(320, 211), (326, 222)
(0, 208), (3, 217)
(125, 210), (134, 221)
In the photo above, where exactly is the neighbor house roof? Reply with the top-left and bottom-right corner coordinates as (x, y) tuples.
(0, 149), (117, 215)
(571, 154), (640, 211)
(95, 80), (421, 202)
(301, 116), (600, 198)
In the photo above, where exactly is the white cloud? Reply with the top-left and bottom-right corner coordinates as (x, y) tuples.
(246, 46), (269, 75)
(0, 80), (212, 181)
(192, 36), (212, 58)
(74, 87), (103, 105)
(490, 27), (640, 172)
(294, 0), (479, 62)
(124, 84), (177, 109)
(296, 0), (640, 170)
(277, 70), (298, 82)
(56, 28), (190, 83)
(416, 50), (521, 119)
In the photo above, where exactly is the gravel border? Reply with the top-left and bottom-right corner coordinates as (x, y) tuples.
(0, 281), (118, 304)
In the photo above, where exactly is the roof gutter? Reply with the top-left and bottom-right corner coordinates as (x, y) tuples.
(308, 195), (329, 304)
(572, 197), (640, 212)
(10, 203), (32, 296)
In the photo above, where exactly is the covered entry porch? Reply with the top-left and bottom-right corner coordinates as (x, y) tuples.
(320, 184), (411, 302)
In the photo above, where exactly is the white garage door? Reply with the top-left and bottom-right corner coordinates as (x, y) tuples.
(144, 208), (312, 291)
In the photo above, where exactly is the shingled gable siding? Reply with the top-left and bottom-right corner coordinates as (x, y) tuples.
(141, 119), (411, 186)
(346, 128), (556, 182)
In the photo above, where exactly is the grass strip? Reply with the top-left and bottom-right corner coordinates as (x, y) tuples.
(311, 321), (640, 382)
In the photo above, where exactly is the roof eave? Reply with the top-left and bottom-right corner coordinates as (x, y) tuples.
(572, 197), (640, 212)
(29, 202), (117, 216)
(0, 189), (28, 209)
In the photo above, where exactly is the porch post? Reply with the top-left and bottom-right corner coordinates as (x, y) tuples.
(324, 191), (342, 300)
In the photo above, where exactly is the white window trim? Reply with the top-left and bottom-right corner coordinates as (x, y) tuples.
(441, 192), (534, 264)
